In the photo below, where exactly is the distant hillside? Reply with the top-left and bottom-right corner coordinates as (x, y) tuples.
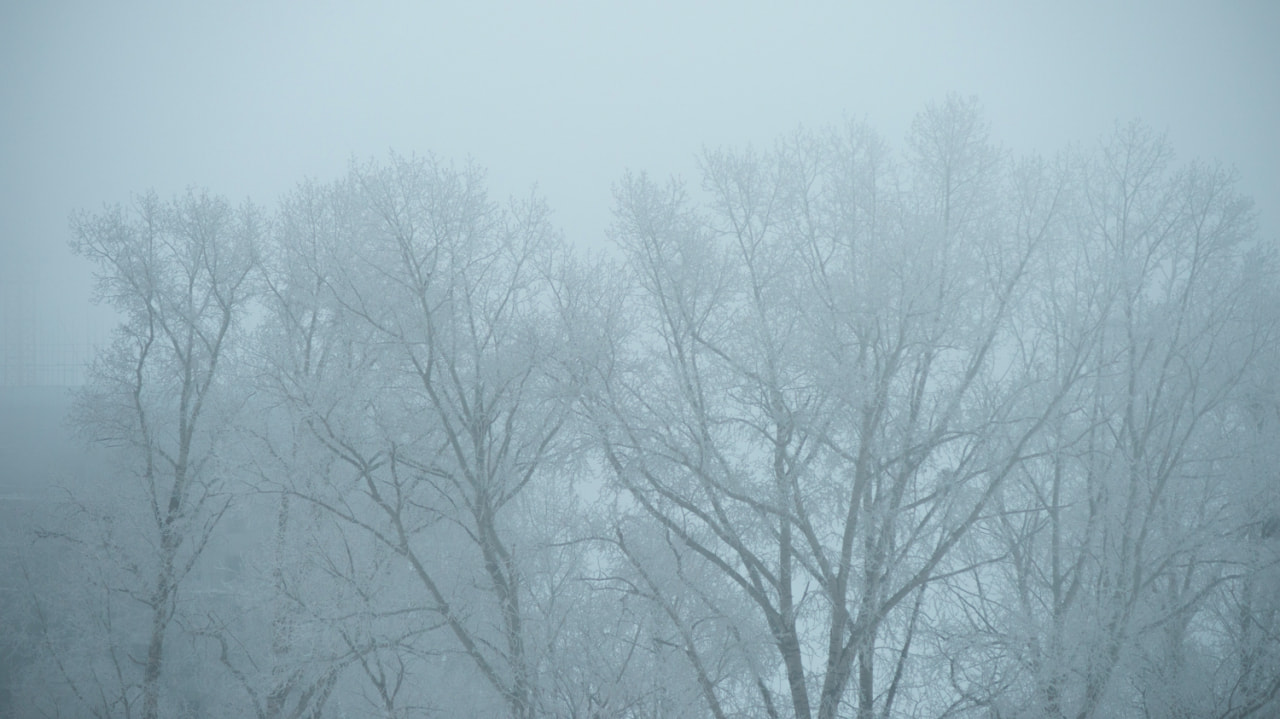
(0, 386), (106, 587)
(0, 387), (100, 713)
(0, 385), (102, 572)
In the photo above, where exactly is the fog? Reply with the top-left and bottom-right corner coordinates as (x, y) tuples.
(3, 2), (1278, 342)
(2, 3), (1279, 718)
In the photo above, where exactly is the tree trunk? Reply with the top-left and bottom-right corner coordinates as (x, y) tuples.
(142, 520), (179, 719)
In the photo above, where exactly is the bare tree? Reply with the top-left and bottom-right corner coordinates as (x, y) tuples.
(938, 122), (1276, 719)
(257, 155), (588, 719)
(22, 104), (1275, 719)
(593, 98), (1077, 719)
(48, 190), (259, 719)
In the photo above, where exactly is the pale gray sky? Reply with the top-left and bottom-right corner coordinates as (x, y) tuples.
(2, 1), (1278, 352)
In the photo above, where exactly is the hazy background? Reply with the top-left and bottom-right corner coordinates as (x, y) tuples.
(2, 0), (1278, 379)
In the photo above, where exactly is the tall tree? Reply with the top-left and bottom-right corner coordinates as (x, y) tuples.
(258, 155), (585, 719)
(64, 190), (259, 719)
(593, 98), (1078, 719)
(938, 122), (1276, 719)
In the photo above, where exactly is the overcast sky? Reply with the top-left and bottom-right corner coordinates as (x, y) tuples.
(2, 1), (1277, 348)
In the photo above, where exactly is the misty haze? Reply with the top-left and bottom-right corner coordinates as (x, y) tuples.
(2, 4), (1279, 719)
